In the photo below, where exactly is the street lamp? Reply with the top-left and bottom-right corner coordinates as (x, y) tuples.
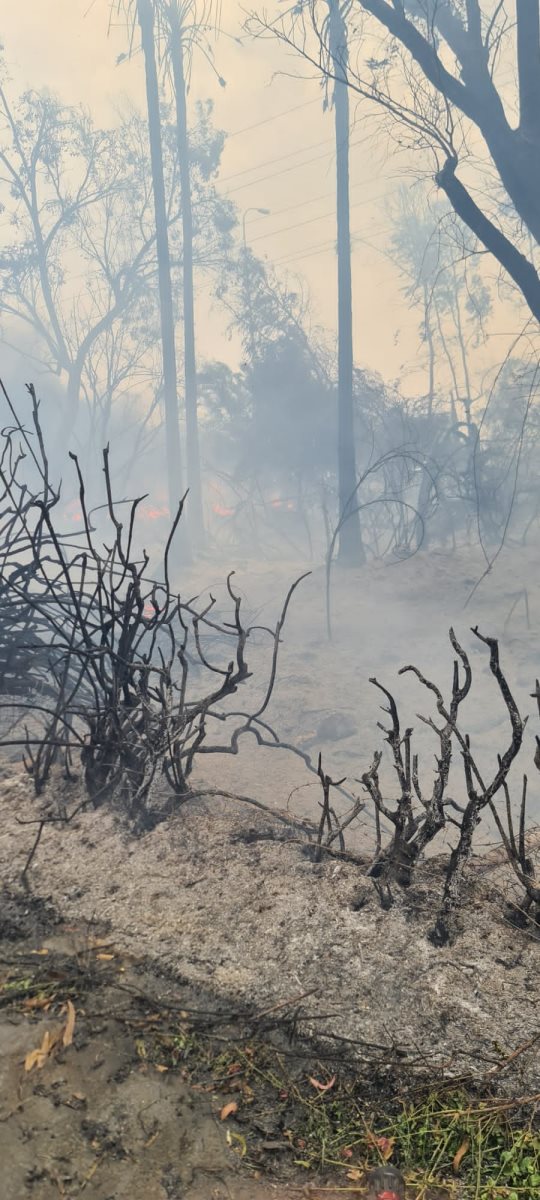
(242, 207), (270, 365)
(242, 206), (271, 248)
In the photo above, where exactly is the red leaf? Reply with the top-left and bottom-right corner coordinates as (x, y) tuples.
(308, 1074), (336, 1093)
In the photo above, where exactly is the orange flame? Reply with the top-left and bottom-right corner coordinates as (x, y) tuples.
(270, 498), (295, 512)
(64, 503), (83, 523)
(212, 503), (235, 518)
(141, 504), (169, 520)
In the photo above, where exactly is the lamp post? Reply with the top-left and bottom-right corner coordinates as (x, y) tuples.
(242, 206), (270, 365)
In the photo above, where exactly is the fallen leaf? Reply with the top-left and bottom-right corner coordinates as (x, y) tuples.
(24, 1027), (61, 1072)
(155, 1064), (168, 1073)
(226, 1129), (246, 1157)
(366, 1132), (396, 1161)
(453, 1137), (470, 1172)
(22, 996), (53, 1011)
(308, 1074), (336, 1093)
(96, 953), (115, 961)
(340, 1146), (353, 1159)
(346, 1168), (363, 1182)
(62, 1000), (76, 1047)
(376, 1135), (395, 1160)
(220, 1101), (238, 1120)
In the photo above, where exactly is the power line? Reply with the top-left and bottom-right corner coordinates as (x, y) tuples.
(222, 131), (375, 198)
(248, 188), (398, 245)
(246, 175), (389, 225)
(227, 97), (320, 139)
(218, 133), (333, 186)
(274, 223), (391, 267)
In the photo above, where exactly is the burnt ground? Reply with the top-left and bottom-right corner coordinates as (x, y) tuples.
(1, 761), (539, 1199)
(0, 892), (459, 1200)
(0, 894), (337, 1200)
(1, 548), (540, 1198)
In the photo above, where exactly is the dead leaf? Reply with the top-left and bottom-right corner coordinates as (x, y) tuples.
(30, 948), (49, 957)
(340, 1146), (353, 1159)
(226, 1129), (246, 1157)
(346, 1168), (363, 1182)
(21, 995), (53, 1011)
(220, 1101), (238, 1121)
(453, 1137), (470, 1172)
(62, 1000), (76, 1047)
(96, 953), (115, 961)
(24, 1027), (61, 1072)
(376, 1135), (395, 1161)
(308, 1074), (336, 1093)
(155, 1064), (168, 1073)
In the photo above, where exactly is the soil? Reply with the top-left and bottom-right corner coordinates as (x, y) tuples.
(0, 898), (329, 1200)
(1, 896), (454, 1200)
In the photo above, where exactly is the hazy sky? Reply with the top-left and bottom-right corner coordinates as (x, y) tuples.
(1, 0), (512, 394)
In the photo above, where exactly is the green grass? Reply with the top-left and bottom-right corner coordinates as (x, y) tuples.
(144, 1024), (540, 1198)
(5, 958), (536, 1199)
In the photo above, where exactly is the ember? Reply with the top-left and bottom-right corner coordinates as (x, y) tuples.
(212, 502), (235, 518)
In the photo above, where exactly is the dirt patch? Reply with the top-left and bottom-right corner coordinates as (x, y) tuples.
(0, 906), (324, 1200)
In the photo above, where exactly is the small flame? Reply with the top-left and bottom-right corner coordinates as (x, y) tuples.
(142, 504), (169, 521)
(270, 498), (295, 512)
(64, 503), (83, 523)
(212, 502), (235, 518)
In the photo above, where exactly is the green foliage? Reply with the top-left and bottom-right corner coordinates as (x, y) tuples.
(140, 1017), (540, 1199)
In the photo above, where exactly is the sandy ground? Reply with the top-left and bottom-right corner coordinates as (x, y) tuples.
(0, 906), (328, 1200)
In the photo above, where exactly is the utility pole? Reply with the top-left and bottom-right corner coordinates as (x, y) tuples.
(327, 0), (365, 565)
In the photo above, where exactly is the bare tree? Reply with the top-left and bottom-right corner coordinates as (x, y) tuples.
(0, 382), (310, 835)
(360, 627), (526, 942)
(248, 2), (540, 325)
(0, 86), (173, 478)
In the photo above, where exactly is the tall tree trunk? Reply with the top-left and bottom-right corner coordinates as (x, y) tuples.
(137, 0), (188, 556)
(167, 3), (205, 545)
(451, 268), (473, 437)
(423, 283), (435, 420)
(328, 1), (365, 566)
